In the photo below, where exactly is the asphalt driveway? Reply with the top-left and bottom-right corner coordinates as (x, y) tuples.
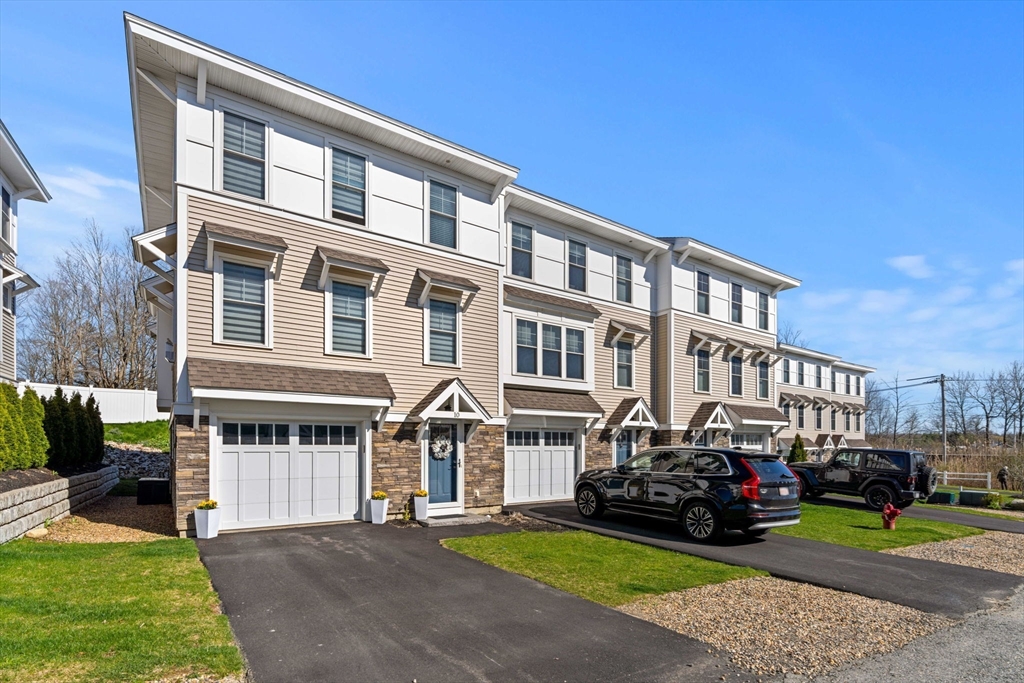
(198, 521), (760, 683)
(518, 503), (1024, 618)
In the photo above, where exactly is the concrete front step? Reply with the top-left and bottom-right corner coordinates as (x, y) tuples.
(418, 514), (491, 528)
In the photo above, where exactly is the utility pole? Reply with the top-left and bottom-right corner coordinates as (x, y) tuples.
(940, 373), (947, 464)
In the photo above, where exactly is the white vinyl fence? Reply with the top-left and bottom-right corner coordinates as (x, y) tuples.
(18, 383), (160, 424)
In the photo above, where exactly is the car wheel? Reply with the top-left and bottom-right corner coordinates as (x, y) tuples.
(864, 484), (897, 511)
(682, 501), (722, 542)
(920, 466), (939, 496)
(575, 485), (604, 519)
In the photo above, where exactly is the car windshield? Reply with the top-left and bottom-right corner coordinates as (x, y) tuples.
(866, 452), (906, 471)
(744, 457), (793, 479)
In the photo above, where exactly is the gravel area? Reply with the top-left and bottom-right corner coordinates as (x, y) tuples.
(883, 531), (1024, 576)
(619, 576), (955, 677)
(40, 496), (176, 543)
(490, 510), (568, 532)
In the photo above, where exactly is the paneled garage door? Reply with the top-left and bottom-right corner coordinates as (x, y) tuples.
(505, 430), (578, 504)
(218, 422), (361, 531)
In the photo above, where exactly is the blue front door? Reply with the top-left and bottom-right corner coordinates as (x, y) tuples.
(428, 424), (458, 504)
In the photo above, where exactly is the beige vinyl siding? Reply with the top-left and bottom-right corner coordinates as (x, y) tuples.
(653, 313), (670, 423)
(775, 384), (867, 442)
(590, 303), (653, 416)
(673, 315), (776, 426)
(1, 309), (14, 380)
(185, 196), (500, 415)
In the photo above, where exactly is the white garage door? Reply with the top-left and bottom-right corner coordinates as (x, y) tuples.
(505, 430), (578, 504)
(218, 422), (361, 530)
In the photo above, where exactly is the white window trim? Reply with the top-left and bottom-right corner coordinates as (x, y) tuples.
(423, 294), (462, 368)
(695, 270), (711, 316)
(797, 361), (805, 387)
(757, 361), (770, 400)
(425, 176), (460, 253)
(782, 358), (791, 384)
(797, 404), (805, 430)
(326, 143), (370, 228)
(729, 280), (744, 325)
(814, 406), (823, 430)
(694, 348), (711, 394)
(613, 339), (634, 389)
(215, 105), (271, 204)
(213, 252), (274, 349)
(729, 356), (743, 397)
(614, 254), (633, 305)
(565, 237), (588, 294)
(512, 316), (586, 383)
(815, 365), (823, 389)
(508, 220), (535, 282)
(756, 289), (770, 331)
(323, 274), (373, 359)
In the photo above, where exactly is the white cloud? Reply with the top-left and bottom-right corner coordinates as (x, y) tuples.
(937, 285), (973, 305)
(858, 288), (911, 314)
(885, 254), (933, 279)
(801, 290), (853, 310)
(41, 168), (137, 200)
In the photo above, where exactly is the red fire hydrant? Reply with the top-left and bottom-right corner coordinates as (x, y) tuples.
(882, 503), (902, 530)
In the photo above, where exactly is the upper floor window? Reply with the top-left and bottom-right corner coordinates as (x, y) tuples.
(696, 271), (710, 315)
(331, 148), (366, 225)
(855, 413), (862, 432)
(797, 404), (805, 429)
(757, 292), (769, 330)
(615, 340), (633, 388)
(568, 240), (587, 292)
(782, 359), (790, 383)
(511, 223), (533, 279)
(428, 299), (458, 364)
(845, 374), (851, 395)
(1, 186), (10, 244)
(830, 409), (837, 431)
(758, 361), (769, 399)
(815, 365), (823, 389)
(429, 181), (457, 249)
(615, 256), (632, 303)
(696, 349), (710, 392)
(856, 376), (862, 396)
(223, 113), (266, 199)
(831, 370), (836, 392)
(516, 320), (584, 380)
(731, 283), (743, 323)
(2, 283), (15, 316)
(566, 328), (585, 380)
(329, 281), (368, 355)
(516, 320), (538, 375)
(221, 261), (268, 345)
(729, 356), (743, 396)
(542, 324), (562, 377)
(844, 411), (851, 431)
(797, 361), (805, 386)
(815, 406), (823, 430)
(783, 403), (790, 418)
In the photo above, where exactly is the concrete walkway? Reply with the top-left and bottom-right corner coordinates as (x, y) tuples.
(518, 503), (1024, 618)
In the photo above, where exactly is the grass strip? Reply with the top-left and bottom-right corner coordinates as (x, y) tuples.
(104, 421), (170, 452)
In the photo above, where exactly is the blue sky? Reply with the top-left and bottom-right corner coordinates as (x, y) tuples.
(2, 1), (1022, 397)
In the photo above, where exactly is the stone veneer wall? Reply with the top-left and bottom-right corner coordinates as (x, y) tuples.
(0, 466), (119, 543)
(462, 424), (504, 513)
(650, 430), (687, 446)
(587, 429), (652, 470)
(170, 414), (211, 537)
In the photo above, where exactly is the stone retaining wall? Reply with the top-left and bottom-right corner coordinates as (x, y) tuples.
(0, 466), (119, 543)
(103, 443), (170, 479)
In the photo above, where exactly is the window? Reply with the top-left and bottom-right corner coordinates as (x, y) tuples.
(331, 148), (366, 224)
(222, 422), (290, 445)
(542, 324), (561, 377)
(730, 433), (764, 449)
(223, 112), (265, 199)
(429, 181), (457, 248)
(731, 283), (743, 323)
(783, 403), (790, 418)
(845, 411), (851, 431)
(428, 299), (458, 364)
(758, 292), (769, 330)
(797, 405), (805, 429)
(832, 451), (861, 468)
(797, 361), (805, 386)
(694, 431), (708, 446)
(299, 424), (357, 446)
(1, 186), (10, 244)
(511, 223), (533, 278)
(615, 430), (636, 466)
(815, 365), (823, 389)
(544, 431), (575, 447)
(855, 413), (862, 431)
(831, 370), (836, 392)
(515, 320), (537, 375)
(696, 349), (710, 392)
(2, 284), (15, 316)
(782, 359), (790, 383)
(566, 329), (585, 380)
(615, 256), (632, 303)
(815, 406), (823, 430)
(507, 430), (540, 446)
(330, 281), (367, 355)
(221, 261), (267, 345)
(758, 361), (769, 399)
(866, 452), (905, 471)
(615, 340), (633, 388)
(856, 376), (862, 396)
(730, 356), (743, 396)
(568, 240), (587, 292)
(692, 452), (730, 473)
(696, 271), (710, 315)
(830, 409), (837, 432)
(653, 450), (692, 474)
(845, 374), (851, 395)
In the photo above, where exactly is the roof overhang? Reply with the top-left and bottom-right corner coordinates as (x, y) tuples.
(672, 237), (800, 292)
(833, 360), (876, 374)
(0, 120), (50, 202)
(139, 274), (174, 314)
(317, 247), (388, 296)
(205, 226), (287, 281)
(609, 319), (651, 347)
(417, 269), (479, 310)
(1, 262), (39, 294)
(778, 343), (841, 363)
(190, 387), (393, 407)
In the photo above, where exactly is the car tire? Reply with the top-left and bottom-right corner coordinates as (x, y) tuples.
(681, 500), (722, 543)
(864, 484), (898, 511)
(575, 485), (605, 519)
(920, 466), (939, 496)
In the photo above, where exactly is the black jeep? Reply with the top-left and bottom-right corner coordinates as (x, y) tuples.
(789, 448), (938, 510)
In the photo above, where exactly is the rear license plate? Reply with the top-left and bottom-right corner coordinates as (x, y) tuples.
(779, 487), (789, 496)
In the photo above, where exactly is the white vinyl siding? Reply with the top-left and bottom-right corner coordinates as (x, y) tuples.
(511, 223), (533, 279)
(429, 181), (457, 249)
(330, 281), (368, 355)
(223, 112), (266, 199)
(222, 261), (267, 345)
(615, 256), (632, 304)
(331, 148), (366, 224)
(568, 240), (587, 292)
(428, 299), (458, 364)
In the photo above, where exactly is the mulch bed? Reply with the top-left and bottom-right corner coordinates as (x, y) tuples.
(39, 496), (177, 543)
(0, 463), (109, 496)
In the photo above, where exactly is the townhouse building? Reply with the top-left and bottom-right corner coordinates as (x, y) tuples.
(0, 120), (48, 383)
(125, 15), (874, 535)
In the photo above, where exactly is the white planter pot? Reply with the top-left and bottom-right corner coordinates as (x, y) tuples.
(195, 508), (221, 539)
(414, 496), (429, 520)
(370, 498), (389, 524)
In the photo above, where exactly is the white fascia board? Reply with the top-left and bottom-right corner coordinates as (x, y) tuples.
(190, 387), (393, 407)
(0, 120), (51, 202)
(510, 408), (604, 420)
(738, 418), (789, 427)
(671, 237), (800, 290)
(832, 360), (876, 374)
(777, 343), (842, 363)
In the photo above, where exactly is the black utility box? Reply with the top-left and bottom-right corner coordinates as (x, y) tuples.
(137, 478), (171, 505)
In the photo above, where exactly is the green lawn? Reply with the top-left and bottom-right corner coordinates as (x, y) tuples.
(104, 421), (169, 452)
(917, 501), (1024, 521)
(443, 530), (764, 607)
(773, 502), (984, 551)
(0, 540), (243, 683)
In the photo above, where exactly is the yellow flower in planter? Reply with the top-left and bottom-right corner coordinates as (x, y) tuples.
(196, 499), (218, 510)
(370, 490), (388, 501)
(413, 489), (428, 498)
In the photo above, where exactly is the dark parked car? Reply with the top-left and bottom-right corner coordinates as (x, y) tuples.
(574, 447), (801, 542)
(788, 448), (938, 510)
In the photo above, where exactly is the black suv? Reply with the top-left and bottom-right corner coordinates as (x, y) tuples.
(789, 448), (938, 510)
(574, 447), (801, 542)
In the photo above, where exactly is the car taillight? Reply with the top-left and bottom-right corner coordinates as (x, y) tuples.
(739, 459), (761, 501)
(907, 475), (917, 487)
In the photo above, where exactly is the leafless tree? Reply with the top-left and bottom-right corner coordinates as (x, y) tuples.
(1003, 361), (1024, 447)
(18, 221), (155, 388)
(902, 406), (922, 449)
(968, 371), (1001, 447)
(777, 320), (807, 347)
(946, 372), (976, 446)
(865, 378), (893, 441)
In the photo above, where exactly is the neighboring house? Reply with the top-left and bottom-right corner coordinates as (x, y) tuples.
(775, 343), (874, 459)
(0, 120), (48, 383)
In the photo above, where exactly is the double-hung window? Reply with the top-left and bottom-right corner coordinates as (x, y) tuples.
(615, 340), (633, 388)
(783, 403), (790, 418)
(566, 329), (585, 380)
(797, 405), (805, 429)
(517, 320), (585, 380)
(758, 361), (769, 399)
(223, 112), (266, 199)
(331, 148), (366, 224)
(615, 256), (632, 303)
(797, 361), (805, 386)
(568, 240), (587, 292)
(330, 281), (368, 355)
(696, 349), (710, 392)
(782, 359), (791, 383)
(221, 261), (267, 345)
(815, 365), (823, 388)
(845, 374), (851, 395)
(856, 376), (862, 396)
(542, 324), (561, 377)
(855, 413), (862, 431)
(845, 411), (851, 431)
(511, 223), (533, 278)
(831, 370), (836, 392)
(731, 283), (743, 323)
(729, 356), (743, 396)
(429, 181), (457, 249)
(757, 292), (769, 330)
(515, 320), (537, 374)
(428, 299), (458, 364)
(815, 406), (823, 430)
(1, 187), (10, 244)
(2, 284), (15, 315)
(696, 271), (710, 315)
(830, 409), (837, 431)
